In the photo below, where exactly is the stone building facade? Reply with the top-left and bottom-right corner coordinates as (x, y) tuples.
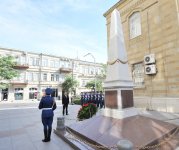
(104, 0), (179, 112)
(0, 47), (103, 102)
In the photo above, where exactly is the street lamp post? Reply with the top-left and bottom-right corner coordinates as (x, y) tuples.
(84, 53), (96, 92)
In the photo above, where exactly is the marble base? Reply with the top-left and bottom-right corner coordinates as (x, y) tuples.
(105, 88), (134, 109)
(102, 107), (139, 119)
(64, 115), (179, 150)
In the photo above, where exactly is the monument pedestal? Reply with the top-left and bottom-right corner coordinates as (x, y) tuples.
(103, 86), (137, 119)
(102, 107), (138, 119)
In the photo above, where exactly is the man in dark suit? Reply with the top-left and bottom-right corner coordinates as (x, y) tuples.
(39, 88), (56, 142)
(62, 91), (69, 115)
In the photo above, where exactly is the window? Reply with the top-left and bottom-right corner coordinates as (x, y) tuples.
(55, 61), (59, 68)
(85, 67), (88, 75)
(33, 73), (39, 81)
(129, 12), (141, 39)
(82, 67), (85, 74)
(50, 60), (55, 68)
(73, 63), (77, 70)
(55, 74), (59, 81)
(29, 88), (38, 99)
(14, 72), (25, 81)
(42, 59), (48, 67)
(14, 88), (24, 100)
(82, 80), (86, 87)
(43, 73), (47, 81)
(21, 56), (26, 65)
(132, 63), (144, 87)
(29, 57), (39, 66)
(91, 68), (94, 75)
(60, 61), (65, 67)
(28, 72), (33, 81)
(34, 58), (40, 66)
(29, 57), (34, 66)
(51, 74), (54, 81)
(20, 73), (25, 81)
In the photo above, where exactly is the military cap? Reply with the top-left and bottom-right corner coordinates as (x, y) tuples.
(45, 88), (52, 95)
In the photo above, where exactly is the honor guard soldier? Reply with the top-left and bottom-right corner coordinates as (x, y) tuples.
(89, 92), (92, 103)
(80, 92), (83, 106)
(94, 92), (97, 105)
(100, 91), (104, 108)
(39, 88), (57, 142)
(91, 92), (95, 104)
(80, 92), (84, 106)
(84, 92), (88, 104)
(102, 92), (105, 108)
(97, 91), (100, 108)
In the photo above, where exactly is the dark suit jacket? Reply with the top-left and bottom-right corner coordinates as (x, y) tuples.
(62, 95), (69, 105)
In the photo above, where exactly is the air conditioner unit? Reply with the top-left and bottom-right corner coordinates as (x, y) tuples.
(144, 54), (155, 65)
(145, 64), (157, 75)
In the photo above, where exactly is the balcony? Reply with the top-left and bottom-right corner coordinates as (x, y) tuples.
(13, 63), (29, 69)
(59, 67), (72, 73)
(11, 80), (28, 86)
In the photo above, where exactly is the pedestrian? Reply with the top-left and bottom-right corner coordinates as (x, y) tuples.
(84, 92), (88, 104)
(38, 88), (57, 142)
(62, 91), (69, 115)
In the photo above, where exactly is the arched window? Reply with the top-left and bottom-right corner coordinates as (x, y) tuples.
(129, 12), (141, 39)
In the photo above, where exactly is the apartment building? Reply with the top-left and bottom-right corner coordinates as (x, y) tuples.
(104, 0), (179, 112)
(0, 48), (103, 102)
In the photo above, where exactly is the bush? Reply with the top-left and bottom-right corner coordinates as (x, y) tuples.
(77, 103), (97, 120)
(73, 99), (81, 105)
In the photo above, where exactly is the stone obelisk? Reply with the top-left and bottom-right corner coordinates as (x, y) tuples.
(103, 9), (138, 119)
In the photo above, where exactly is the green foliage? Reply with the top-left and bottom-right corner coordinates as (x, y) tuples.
(73, 99), (81, 105)
(96, 64), (107, 79)
(0, 56), (19, 89)
(77, 103), (97, 120)
(62, 75), (79, 93)
(85, 79), (103, 91)
(85, 64), (106, 92)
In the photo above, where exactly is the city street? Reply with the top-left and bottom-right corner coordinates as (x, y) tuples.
(0, 102), (80, 150)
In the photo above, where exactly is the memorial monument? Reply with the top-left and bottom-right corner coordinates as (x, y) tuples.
(103, 9), (138, 119)
(54, 9), (179, 150)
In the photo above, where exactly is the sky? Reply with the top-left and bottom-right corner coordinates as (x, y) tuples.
(0, 0), (118, 63)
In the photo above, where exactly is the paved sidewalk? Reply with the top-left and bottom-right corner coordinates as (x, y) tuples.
(0, 100), (62, 110)
(0, 104), (80, 150)
(0, 105), (179, 150)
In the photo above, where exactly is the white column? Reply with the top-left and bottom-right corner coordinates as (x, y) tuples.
(23, 87), (29, 101)
(8, 86), (15, 102)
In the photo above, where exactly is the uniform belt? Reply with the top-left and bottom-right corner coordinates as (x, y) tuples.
(42, 108), (52, 110)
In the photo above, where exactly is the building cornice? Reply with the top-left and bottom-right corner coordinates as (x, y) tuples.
(103, 0), (126, 17)
(0, 47), (104, 65)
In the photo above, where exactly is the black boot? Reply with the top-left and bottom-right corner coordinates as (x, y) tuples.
(42, 129), (48, 142)
(47, 127), (52, 142)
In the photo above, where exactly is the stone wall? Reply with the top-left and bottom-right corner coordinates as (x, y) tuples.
(104, 0), (179, 112)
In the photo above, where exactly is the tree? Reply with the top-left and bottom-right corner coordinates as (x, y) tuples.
(62, 75), (79, 94)
(96, 64), (107, 79)
(85, 79), (103, 92)
(85, 64), (107, 92)
(0, 56), (19, 89)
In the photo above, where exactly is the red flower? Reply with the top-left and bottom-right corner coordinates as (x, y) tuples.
(83, 103), (89, 107)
